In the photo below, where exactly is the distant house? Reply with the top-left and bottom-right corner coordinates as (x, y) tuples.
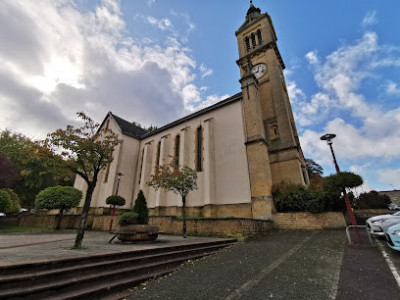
(379, 190), (400, 205)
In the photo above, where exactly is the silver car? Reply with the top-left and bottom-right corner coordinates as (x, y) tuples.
(366, 211), (400, 237)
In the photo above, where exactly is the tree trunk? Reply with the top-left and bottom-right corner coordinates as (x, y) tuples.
(56, 208), (64, 230)
(74, 184), (95, 248)
(182, 195), (187, 238)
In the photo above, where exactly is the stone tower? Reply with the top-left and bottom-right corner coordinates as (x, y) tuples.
(236, 2), (308, 219)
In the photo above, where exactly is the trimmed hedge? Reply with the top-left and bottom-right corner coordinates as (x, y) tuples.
(133, 190), (149, 224)
(106, 195), (126, 207)
(119, 212), (138, 226)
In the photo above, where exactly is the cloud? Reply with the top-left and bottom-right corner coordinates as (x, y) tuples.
(386, 80), (400, 95)
(199, 64), (213, 78)
(0, 0), (225, 139)
(292, 28), (400, 190)
(146, 16), (172, 31)
(305, 51), (319, 65)
(147, 0), (156, 7)
(362, 11), (378, 27)
(378, 168), (400, 190)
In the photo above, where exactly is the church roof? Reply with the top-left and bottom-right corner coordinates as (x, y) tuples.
(106, 92), (242, 140)
(108, 112), (148, 139)
(141, 92), (242, 139)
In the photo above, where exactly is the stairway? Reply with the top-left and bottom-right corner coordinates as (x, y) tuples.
(0, 239), (236, 299)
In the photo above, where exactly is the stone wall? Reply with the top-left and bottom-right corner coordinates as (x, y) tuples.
(17, 212), (347, 233)
(19, 215), (95, 229)
(273, 212), (346, 229)
(91, 215), (273, 238)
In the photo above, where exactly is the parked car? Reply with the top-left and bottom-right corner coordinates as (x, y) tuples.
(0, 212), (5, 217)
(366, 212), (400, 237)
(385, 223), (400, 251)
(388, 203), (400, 211)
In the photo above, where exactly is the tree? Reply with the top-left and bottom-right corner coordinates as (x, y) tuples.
(105, 195), (126, 232)
(0, 155), (20, 188)
(305, 158), (323, 178)
(0, 130), (74, 206)
(0, 189), (11, 213)
(305, 158), (324, 191)
(2, 189), (21, 213)
(354, 191), (391, 209)
(35, 186), (82, 230)
(43, 112), (119, 247)
(133, 190), (149, 224)
(323, 172), (363, 192)
(148, 161), (197, 238)
(322, 172), (363, 211)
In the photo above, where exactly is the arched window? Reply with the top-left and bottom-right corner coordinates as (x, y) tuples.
(196, 126), (203, 172)
(155, 141), (161, 171)
(104, 150), (113, 182)
(257, 29), (262, 45)
(138, 148), (144, 184)
(175, 135), (180, 169)
(251, 33), (256, 48)
(245, 36), (250, 52)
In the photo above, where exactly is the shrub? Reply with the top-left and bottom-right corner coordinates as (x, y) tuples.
(105, 195), (126, 207)
(3, 189), (20, 213)
(273, 183), (312, 212)
(35, 186), (82, 230)
(0, 189), (11, 213)
(133, 190), (149, 224)
(119, 212), (138, 226)
(35, 186), (82, 211)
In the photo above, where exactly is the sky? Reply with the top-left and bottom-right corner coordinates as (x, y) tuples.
(1, 0), (400, 193)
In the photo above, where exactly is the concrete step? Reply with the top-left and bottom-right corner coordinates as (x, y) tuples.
(0, 242), (234, 290)
(0, 239), (235, 276)
(0, 239), (235, 299)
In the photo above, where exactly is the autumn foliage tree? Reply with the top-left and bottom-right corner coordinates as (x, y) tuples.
(44, 112), (119, 248)
(0, 130), (74, 206)
(148, 161), (197, 238)
(0, 155), (20, 188)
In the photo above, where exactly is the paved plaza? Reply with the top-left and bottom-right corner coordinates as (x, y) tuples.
(1, 230), (399, 299)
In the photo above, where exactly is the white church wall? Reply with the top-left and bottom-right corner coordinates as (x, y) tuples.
(136, 100), (251, 209)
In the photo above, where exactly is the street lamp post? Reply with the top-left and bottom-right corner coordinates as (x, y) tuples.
(109, 172), (124, 232)
(320, 134), (357, 226)
(115, 172), (123, 196)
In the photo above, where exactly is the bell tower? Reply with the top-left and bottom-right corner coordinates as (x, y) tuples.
(236, 2), (309, 218)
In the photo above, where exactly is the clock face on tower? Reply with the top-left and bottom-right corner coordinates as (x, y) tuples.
(251, 63), (266, 79)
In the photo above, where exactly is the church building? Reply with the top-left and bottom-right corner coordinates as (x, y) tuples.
(74, 2), (308, 220)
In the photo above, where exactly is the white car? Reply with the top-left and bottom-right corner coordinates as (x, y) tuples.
(0, 212), (5, 217)
(366, 211), (400, 237)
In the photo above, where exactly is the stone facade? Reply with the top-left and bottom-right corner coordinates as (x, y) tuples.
(73, 3), (308, 221)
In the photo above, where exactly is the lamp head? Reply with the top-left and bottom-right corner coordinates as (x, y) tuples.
(320, 133), (336, 144)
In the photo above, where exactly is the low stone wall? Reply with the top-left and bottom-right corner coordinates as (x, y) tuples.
(354, 209), (388, 215)
(17, 212), (346, 233)
(150, 217), (274, 238)
(91, 215), (273, 238)
(273, 212), (346, 229)
(19, 214), (95, 229)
